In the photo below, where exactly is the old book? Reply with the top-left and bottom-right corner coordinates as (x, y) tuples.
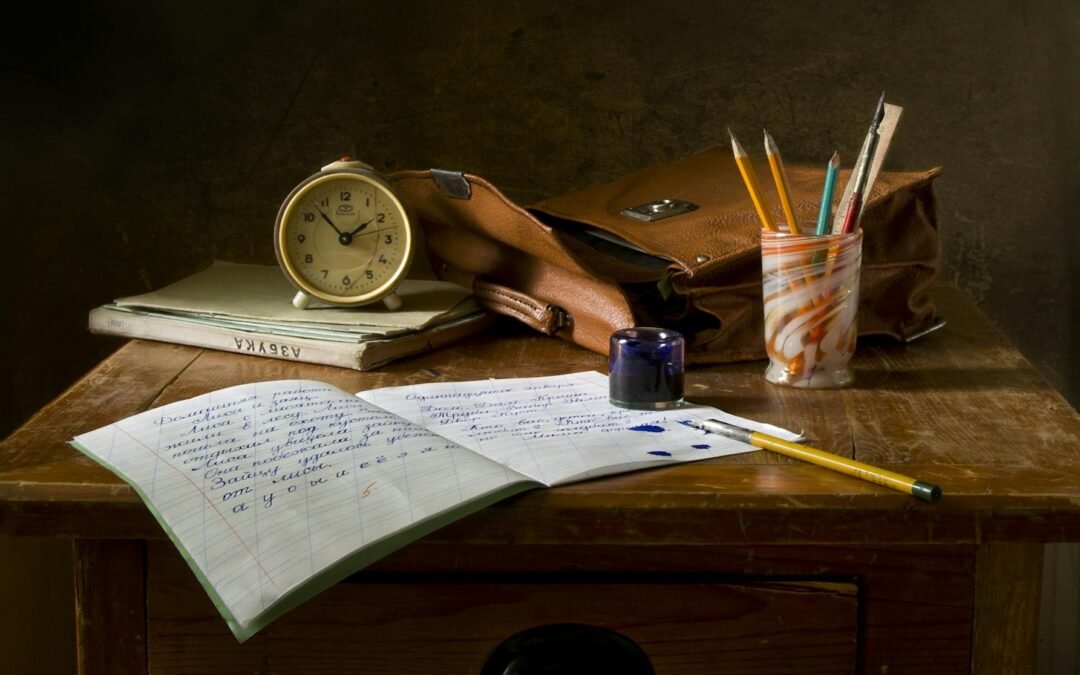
(88, 260), (493, 370)
(89, 304), (495, 371)
(69, 371), (800, 642)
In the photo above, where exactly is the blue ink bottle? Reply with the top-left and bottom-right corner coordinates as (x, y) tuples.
(608, 327), (685, 410)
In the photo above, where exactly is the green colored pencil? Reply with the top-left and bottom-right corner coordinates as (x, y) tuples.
(815, 152), (840, 235)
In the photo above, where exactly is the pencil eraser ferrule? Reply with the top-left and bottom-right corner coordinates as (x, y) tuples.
(912, 480), (943, 503)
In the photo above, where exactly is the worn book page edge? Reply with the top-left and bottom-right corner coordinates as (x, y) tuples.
(113, 260), (474, 331)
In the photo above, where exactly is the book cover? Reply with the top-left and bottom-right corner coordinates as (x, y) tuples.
(90, 304), (495, 371)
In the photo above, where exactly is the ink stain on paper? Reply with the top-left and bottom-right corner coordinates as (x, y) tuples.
(692, 444), (711, 450)
(630, 424), (665, 433)
(647, 450), (673, 457)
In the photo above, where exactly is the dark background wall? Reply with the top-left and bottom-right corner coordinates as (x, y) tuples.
(0, 2), (1077, 672)
(3, 1), (1078, 436)
(2, 1), (1077, 441)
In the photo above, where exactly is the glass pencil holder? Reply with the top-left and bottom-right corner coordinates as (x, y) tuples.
(760, 228), (863, 389)
(608, 327), (685, 409)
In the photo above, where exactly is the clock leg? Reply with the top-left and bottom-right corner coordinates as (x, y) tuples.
(292, 291), (312, 309)
(382, 292), (402, 311)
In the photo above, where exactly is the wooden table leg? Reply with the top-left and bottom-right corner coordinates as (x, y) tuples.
(73, 540), (147, 675)
(973, 542), (1044, 675)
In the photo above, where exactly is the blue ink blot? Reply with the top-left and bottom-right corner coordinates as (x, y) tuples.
(647, 450), (672, 457)
(630, 424), (665, 433)
(692, 444), (711, 450)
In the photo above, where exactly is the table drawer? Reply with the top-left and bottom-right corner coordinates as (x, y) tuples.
(147, 543), (858, 674)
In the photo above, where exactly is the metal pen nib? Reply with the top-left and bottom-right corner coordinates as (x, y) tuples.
(682, 417), (942, 502)
(682, 418), (753, 443)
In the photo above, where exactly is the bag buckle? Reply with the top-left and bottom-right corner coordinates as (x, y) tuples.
(430, 169), (472, 199)
(620, 199), (698, 222)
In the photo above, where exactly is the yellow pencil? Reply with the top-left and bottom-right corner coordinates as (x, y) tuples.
(685, 418), (942, 502)
(729, 129), (778, 232)
(763, 129), (799, 234)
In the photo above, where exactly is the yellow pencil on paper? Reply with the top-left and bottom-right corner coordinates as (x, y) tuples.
(729, 129), (778, 232)
(684, 418), (942, 502)
(763, 129), (799, 234)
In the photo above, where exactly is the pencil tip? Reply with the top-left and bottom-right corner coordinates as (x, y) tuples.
(728, 128), (744, 155)
(829, 151), (840, 166)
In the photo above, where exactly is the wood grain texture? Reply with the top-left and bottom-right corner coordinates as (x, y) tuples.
(973, 543), (1044, 674)
(2, 285), (1078, 674)
(1, 287), (1078, 544)
(145, 539), (983, 674)
(74, 539), (147, 675)
(0, 535), (75, 675)
(0, 340), (200, 478)
(146, 541), (858, 675)
(362, 541), (979, 674)
(1038, 543), (1080, 675)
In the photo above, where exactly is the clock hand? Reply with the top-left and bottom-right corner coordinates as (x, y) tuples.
(315, 207), (345, 235)
(348, 218), (374, 236)
(316, 207), (359, 245)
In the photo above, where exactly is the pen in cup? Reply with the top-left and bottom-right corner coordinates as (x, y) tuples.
(835, 92), (886, 234)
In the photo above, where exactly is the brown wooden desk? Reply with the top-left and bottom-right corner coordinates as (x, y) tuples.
(2, 286), (1078, 674)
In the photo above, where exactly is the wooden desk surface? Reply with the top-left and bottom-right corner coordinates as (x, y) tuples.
(3, 285), (1078, 675)
(2, 285), (1078, 545)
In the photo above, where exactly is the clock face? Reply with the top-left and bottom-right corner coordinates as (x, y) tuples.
(276, 171), (412, 305)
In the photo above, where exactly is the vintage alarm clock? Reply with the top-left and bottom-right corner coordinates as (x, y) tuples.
(274, 158), (415, 310)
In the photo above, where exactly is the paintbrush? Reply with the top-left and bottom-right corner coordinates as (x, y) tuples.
(834, 92), (886, 234)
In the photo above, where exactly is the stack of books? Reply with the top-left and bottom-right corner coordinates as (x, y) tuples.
(89, 260), (494, 370)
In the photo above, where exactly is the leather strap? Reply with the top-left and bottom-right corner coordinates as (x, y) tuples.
(473, 280), (570, 335)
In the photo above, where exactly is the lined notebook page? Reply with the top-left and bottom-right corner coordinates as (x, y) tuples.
(359, 370), (797, 486)
(70, 380), (530, 639)
(71, 371), (802, 641)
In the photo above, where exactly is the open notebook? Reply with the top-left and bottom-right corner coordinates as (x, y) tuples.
(70, 371), (799, 641)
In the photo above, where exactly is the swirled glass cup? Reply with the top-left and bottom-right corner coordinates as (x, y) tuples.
(760, 228), (863, 388)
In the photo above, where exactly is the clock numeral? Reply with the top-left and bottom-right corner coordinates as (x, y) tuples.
(343, 275), (352, 286)
(320, 197), (329, 207)
(320, 269), (329, 279)
(377, 213), (385, 223)
(365, 270), (374, 280)
(304, 254), (313, 264)
(304, 212), (315, 222)
(365, 196), (371, 207)
(384, 234), (393, 244)
(378, 254), (387, 264)
(297, 234), (306, 243)
(340, 191), (352, 202)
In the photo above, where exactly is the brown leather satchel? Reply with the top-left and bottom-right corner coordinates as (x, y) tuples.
(390, 147), (943, 363)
